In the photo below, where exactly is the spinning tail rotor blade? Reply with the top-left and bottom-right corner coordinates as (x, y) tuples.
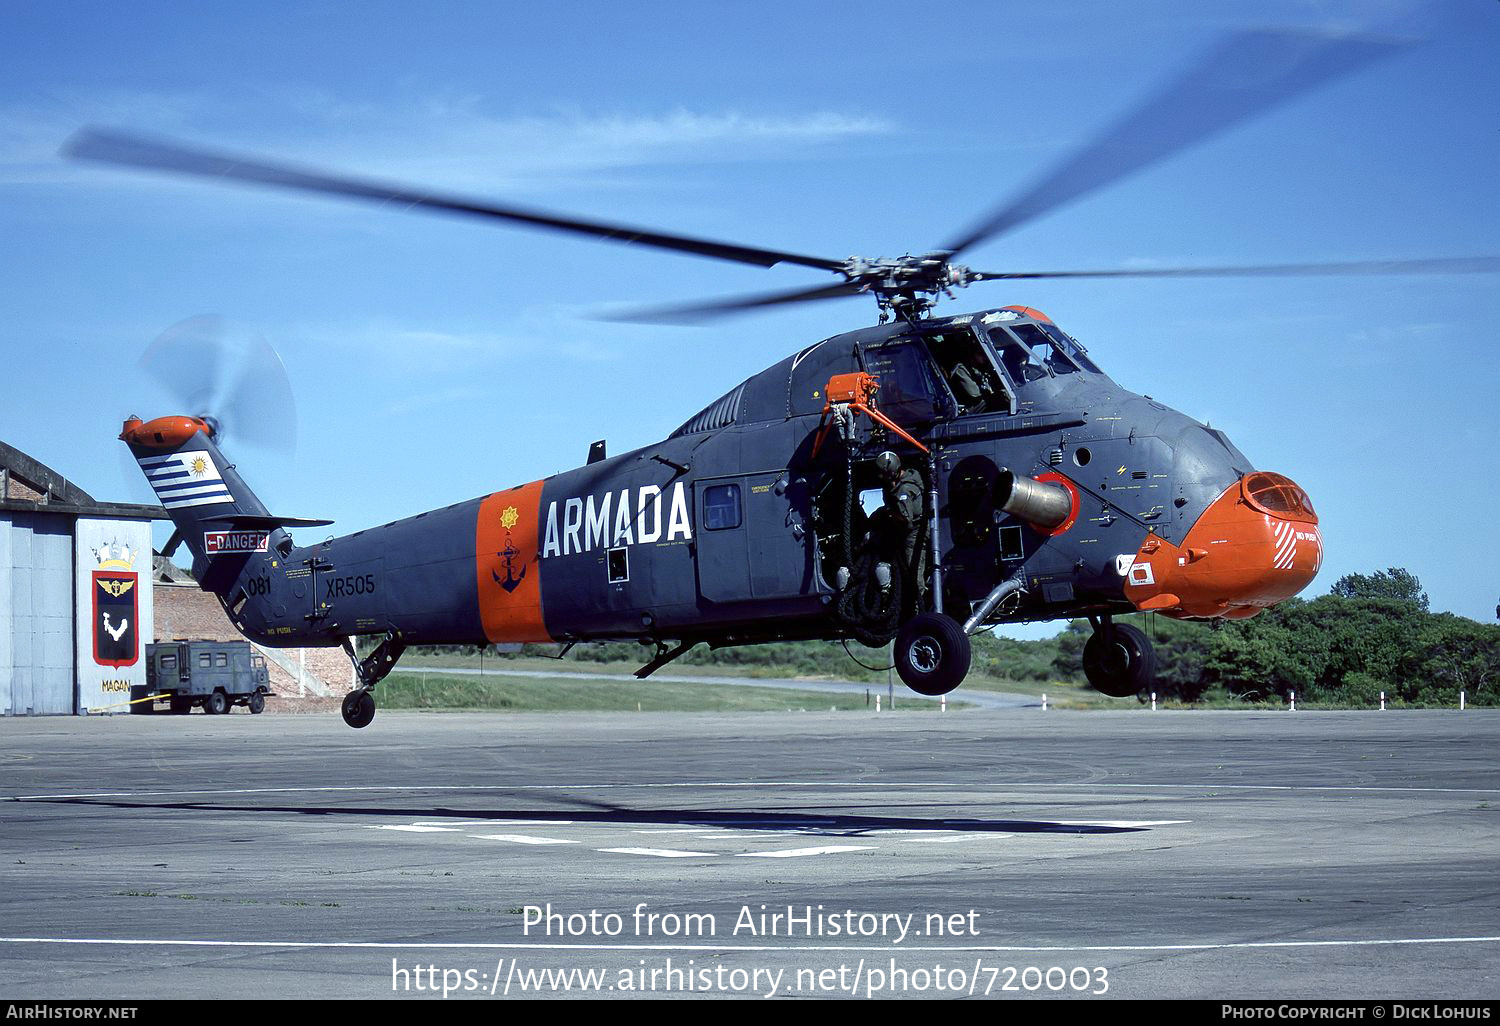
(65, 129), (846, 273)
(939, 28), (1413, 259)
(219, 331), (297, 453)
(138, 316), (297, 454)
(138, 314), (228, 417)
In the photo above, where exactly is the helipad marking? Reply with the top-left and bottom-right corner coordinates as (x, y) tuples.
(470, 834), (577, 846)
(597, 847), (718, 858)
(736, 845), (875, 858)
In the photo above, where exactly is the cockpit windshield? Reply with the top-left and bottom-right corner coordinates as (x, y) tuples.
(1040, 323), (1102, 374)
(987, 322), (1102, 379)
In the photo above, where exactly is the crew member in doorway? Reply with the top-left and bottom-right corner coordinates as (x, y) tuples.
(872, 450), (927, 607)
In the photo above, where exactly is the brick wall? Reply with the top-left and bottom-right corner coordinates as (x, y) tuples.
(5, 477), (45, 502)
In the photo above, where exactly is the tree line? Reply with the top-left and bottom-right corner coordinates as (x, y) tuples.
(417, 568), (1495, 707)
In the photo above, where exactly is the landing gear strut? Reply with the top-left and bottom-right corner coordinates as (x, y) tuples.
(894, 613), (971, 696)
(1083, 616), (1156, 698)
(340, 632), (406, 729)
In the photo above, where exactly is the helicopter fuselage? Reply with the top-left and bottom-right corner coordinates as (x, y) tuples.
(124, 305), (1322, 676)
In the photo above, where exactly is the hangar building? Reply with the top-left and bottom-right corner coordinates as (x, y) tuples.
(1, 440), (348, 715)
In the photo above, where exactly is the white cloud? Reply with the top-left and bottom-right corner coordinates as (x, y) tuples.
(0, 86), (893, 193)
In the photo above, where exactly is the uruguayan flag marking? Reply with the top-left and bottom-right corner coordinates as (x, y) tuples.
(138, 450), (234, 509)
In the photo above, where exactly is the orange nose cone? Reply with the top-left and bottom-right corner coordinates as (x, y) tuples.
(1124, 472), (1322, 620)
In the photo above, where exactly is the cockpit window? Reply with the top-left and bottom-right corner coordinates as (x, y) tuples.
(988, 326), (1045, 384)
(1040, 323), (1102, 374)
(1012, 323), (1086, 375)
(862, 340), (941, 427)
(918, 328), (1011, 415)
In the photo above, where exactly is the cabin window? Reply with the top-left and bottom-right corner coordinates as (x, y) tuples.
(161, 654), (176, 670)
(215, 653), (228, 668)
(703, 484), (742, 530)
(198, 653), (211, 668)
(999, 525), (1025, 561)
(607, 546), (629, 584)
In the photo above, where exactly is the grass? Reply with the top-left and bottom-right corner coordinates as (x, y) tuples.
(373, 668), (956, 713)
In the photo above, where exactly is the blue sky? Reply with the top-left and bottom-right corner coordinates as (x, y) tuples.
(2, 1), (1496, 629)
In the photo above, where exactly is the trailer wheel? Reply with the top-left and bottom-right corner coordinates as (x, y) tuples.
(248, 691), (265, 715)
(204, 690), (229, 715)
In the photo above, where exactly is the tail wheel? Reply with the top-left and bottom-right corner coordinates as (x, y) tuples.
(1083, 623), (1156, 698)
(894, 613), (972, 696)
(341, 689), (376, 729)
(204, 690), (229, 715)
(247, 690), (265, 715)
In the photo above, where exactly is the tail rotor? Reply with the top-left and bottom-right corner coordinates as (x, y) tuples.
(138, 315), (297, 455)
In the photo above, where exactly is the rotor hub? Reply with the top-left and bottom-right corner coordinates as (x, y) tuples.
(839, 254), (980, 321)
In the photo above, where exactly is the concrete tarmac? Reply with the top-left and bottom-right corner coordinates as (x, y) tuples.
(1, 706), (1496, 1000)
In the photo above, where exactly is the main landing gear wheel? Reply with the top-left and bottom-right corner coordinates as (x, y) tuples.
(1083, 622), (1156, 698)
(342, 689), (376, 729)
(894, 613), (972, 696)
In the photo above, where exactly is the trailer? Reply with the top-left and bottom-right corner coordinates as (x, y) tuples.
(133, 640), (273, 714)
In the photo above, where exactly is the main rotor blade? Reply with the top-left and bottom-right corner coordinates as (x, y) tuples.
(65, 129), (847, 273)
(970, 255), (1500, 281)
(940, 28), (1412, 259)
(600, 281), (865, 324)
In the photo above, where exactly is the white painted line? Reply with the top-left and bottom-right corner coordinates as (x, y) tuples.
(905, 833), (1016, 843)
(632, 828), (709, 835)
(6, 936), (1497, 953)
(735, 845), (875, 858)
(470, 834), (578, 846)
(367, 825), (463, 833)
(416, 820), (574, 828)
(1050, 820), (1191, 828)
(597, 847), (719, 859)
(687, 833), (762, 840)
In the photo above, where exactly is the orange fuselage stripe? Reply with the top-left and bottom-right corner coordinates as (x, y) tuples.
(476, 481), (552, 643)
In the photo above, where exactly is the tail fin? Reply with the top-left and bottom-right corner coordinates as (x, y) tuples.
(121, 416), (321, 593)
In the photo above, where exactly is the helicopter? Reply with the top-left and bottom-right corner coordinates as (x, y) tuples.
(69, 27), (1499, 728)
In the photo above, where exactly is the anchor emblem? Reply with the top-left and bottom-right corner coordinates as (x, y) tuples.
(491, 505), (526, 593)
(493, 537), (527, 593)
